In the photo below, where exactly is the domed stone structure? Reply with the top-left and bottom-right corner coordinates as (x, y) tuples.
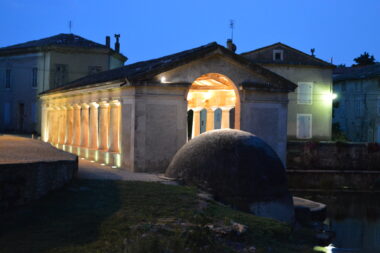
(165, 129), (294, 223)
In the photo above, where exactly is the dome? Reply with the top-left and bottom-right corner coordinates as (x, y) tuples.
(165, 129), (294, 222)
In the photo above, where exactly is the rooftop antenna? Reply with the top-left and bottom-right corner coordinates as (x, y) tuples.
(68, 20), (73, 33)
(229, 19), (235, 41)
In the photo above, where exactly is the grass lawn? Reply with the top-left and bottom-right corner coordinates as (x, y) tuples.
(0, 179), (317, 253)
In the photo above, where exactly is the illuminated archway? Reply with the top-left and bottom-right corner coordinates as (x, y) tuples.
(186, 73), (240, 139)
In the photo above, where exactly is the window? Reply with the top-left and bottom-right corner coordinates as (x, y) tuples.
(88, 66), (102, 75)
(54, 64), (68, 87)
(273, 49), (283, 61)
(32, 68), (38, 88)
(5, 69), (11, 89)
(341, 81), (346, 92)
(31, 102), (37, 123)
(354, 98), (363, 116)
(297, 82), (313, 104)
(3, 102), (11, 124)
(297, 114), (312, 139)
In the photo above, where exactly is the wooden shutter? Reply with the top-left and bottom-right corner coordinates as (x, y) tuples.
(297, 114), (312, 139)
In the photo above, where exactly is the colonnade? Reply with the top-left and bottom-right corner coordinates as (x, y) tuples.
(189, 106), (234, 138)
(45, 100), (121, 153)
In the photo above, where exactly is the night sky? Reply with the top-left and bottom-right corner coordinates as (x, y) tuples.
(0, 0), (379, 66)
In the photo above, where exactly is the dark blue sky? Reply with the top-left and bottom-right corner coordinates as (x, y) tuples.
(0, 0), (379, 66)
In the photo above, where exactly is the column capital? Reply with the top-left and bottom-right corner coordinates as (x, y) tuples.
(81, 103), (90, 109)
(221, 106), (234, 111)
(191, 107), (204, 112)
(89, 102), (99, 108)
(73, 104), (81, 110)
(109, 100), (121, 107)
(99, 101), (110, 108)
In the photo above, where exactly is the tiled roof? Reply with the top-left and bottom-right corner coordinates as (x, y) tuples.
(241, 42), (334, 68)
(0, 33), (127, 61)
(0, 33), (107, 51)
(333, 63), (380, 81)
(41, 42), (297, 95)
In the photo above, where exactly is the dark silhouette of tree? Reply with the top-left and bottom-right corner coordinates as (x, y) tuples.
(353, 52), (376, 66)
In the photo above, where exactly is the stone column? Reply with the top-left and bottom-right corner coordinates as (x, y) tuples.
(221, 106), (233, 129)
(192, 108), (202, 138)
(52, 108), (60, 144)
(66, 106), (74, 145)
(41, 104), (48, 142)
(206, 108), (216, 131)
(73, 104), (81, 146)
(81, 103), (90, 148)
(89, 102), (99, 149)
(58, 106), (67, 145)
(109, 100), (121, 153)
(98, 101), (110, 151)
(47, 108), (53, 143)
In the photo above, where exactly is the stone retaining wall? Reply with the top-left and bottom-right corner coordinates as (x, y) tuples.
(287, 170), (380, 190)
(0, 159), (78, 212)
(287, 141), (380, 170)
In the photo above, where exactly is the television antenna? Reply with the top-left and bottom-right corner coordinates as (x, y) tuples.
(230, 20), (235, 41)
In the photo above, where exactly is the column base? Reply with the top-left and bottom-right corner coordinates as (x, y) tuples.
(58, 144), (122, 168)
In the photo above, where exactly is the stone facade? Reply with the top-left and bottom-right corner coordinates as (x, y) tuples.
(40, 44), (296, 172)
(242, 43), (335, 141)
(0, 34), (126, 133)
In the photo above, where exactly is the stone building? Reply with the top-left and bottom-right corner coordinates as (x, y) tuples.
(242, 43), (335, 140)
(333, 63), (380, 142)
(0, 33), (126, 133)
(40, 42), (296, 172)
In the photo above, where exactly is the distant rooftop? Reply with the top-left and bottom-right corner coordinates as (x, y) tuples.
(41, 42), (297, 95)
(333, 63), (380, 81)
(0, 33), (126, 60)
(241, 42), (334, 68)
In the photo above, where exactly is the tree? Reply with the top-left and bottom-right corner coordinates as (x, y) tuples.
(353, 52), (376, 66)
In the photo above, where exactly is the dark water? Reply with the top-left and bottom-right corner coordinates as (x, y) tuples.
(296, 192), (380, 253)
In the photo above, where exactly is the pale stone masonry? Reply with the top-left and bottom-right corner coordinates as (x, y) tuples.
(40, 42), (297, 172)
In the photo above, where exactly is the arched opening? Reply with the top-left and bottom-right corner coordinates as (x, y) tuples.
(186, 73), (240, 139)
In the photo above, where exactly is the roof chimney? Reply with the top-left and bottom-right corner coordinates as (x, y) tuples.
(114, 34), (120, 53)
(310, 48), (315, 57)
(226, 39), (236, 53)
(105, 36), (110, 48)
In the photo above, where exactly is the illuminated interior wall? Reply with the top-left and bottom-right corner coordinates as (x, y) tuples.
(186, 73), (240, 138)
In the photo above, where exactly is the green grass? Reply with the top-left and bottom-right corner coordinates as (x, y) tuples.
(0, 180), (316, 253)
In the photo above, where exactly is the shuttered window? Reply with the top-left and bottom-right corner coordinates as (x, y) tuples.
(297, 82), (313, 105)
(297, 114), (312, 139)
(3, 102), (11, 124)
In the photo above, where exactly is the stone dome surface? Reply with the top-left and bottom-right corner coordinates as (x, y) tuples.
(165, 129), (294, 222)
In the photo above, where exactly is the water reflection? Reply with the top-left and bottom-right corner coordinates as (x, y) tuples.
(297, 192), (380, 253)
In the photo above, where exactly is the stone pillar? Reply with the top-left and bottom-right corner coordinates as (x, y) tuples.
(58, 107), (67, 145)
(192, 108), (202, 138)
(66, 106), (74, 145)
(73, 104), (81, 146)
(99, 101), (110, 151)
(221, 107), (233, 129)
(206, 108), (215, 131)
(81, 103), (90, 148)
(41, 104), (48, 142)
(89, 102), (99, 149)
(52, 108), (60, 144)
(109, 100), (121, 153)
(47, 108), (53, 143)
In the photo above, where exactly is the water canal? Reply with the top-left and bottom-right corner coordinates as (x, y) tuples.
(296, 192), (380, 253)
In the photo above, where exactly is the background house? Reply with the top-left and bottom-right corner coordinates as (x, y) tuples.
(333, 63), (380, 142)
(241, 43), (335, 141)
(0, 33), (126, 133)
